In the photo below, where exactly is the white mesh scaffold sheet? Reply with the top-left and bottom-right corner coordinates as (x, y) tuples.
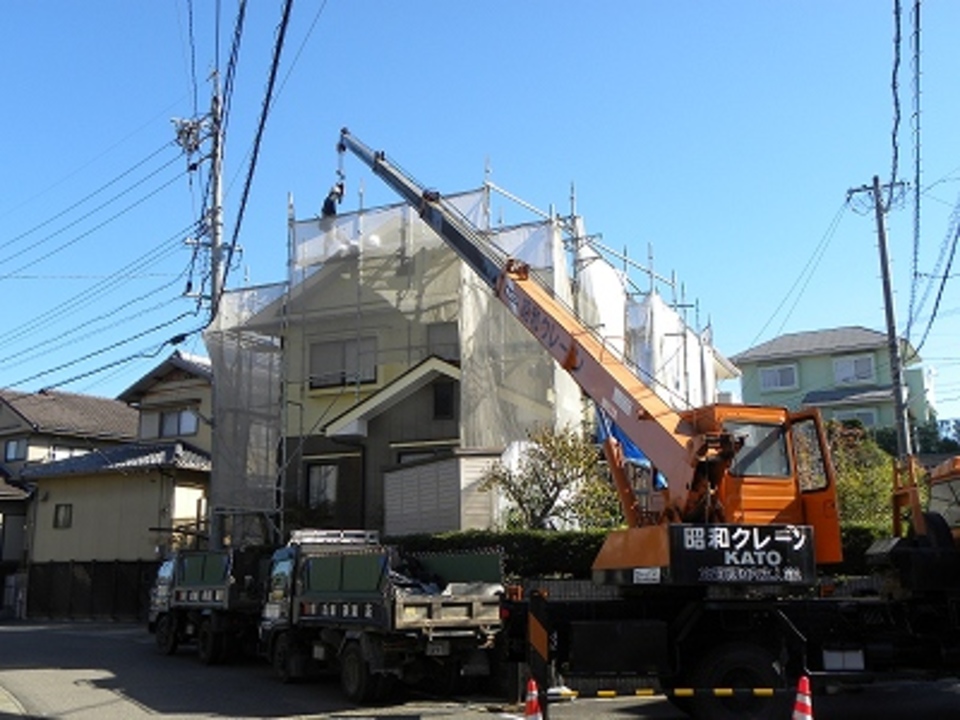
(203, 283), (286, 544)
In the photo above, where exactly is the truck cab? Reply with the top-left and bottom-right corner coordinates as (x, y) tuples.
(928, 456), (960, 545)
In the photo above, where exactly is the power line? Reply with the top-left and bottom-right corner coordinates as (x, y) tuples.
(0, 222), (198, 347)
(15, 311), (201, 389)
(0, 142), (177, 255)
(0, 175), (188, 288)
(221, 0), (294, 298)
(0, 266), (192, 370)
(906, 0), (922, 344)
(911, 218), (959, 356)
(887, 0), (902, 212)
(220, 0), (248, 144)
(747, 201), (848, 348)
(39, 322), (207, 393)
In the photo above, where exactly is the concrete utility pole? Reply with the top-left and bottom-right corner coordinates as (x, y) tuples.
(173, 74), (225, 325)
(866, 176), (914, 459)
(174, 75), (226, 549)
(209, 73), (225, 322)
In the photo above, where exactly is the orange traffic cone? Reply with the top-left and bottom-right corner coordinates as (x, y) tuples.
(524, 677), (543, 720)
(792, 675), (813, 720)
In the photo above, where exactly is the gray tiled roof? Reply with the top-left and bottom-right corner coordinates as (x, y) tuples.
(802, 385), (894, 406)
(731, 327), (889, 364)
(20, 442), (210, 479)
(0, 389), (138, 440)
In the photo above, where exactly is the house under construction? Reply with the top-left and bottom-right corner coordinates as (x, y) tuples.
(202, 183), (737, 543)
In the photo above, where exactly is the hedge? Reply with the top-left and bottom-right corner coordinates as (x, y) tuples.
(388, 524), (893, 581)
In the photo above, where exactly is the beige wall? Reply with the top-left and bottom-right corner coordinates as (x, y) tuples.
(137, 374), (213, 453)
(30, 471), (174, 562)
(283, 243), (461, 438)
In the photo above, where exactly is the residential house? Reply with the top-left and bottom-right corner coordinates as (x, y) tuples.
(210, 189), (735, 539)
(0, 388), (138, 616)
(731, 326), (931, 430)
(0, 471), (27, 616)
(223, 194), (540, 536)
(13, 352), (212, 618)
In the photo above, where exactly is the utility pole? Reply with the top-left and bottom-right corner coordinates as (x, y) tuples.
(173, 73), (224, 324)
(849, 176), (913, 459)
(173, 74), (226, 549)
(209, 73), (225, 321)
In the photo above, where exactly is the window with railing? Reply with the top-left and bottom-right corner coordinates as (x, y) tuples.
(309, 337), (377, 389)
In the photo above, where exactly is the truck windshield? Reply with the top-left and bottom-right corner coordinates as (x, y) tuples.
(725, 422), (791, 478)
(929, 479), (960, 529)
(268, 558), (294, 601)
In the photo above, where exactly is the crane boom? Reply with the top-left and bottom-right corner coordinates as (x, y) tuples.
(338, 128), (702, 505)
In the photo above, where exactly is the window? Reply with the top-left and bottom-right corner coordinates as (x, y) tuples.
(792, 416), (829, 492)
(53, 503), (73, 529)
(162, 409), (199, 437)
(759, 364), (798, 391)
(833, 408), (877, 428)
(433, 380), (455, 419)
(306, 464), (338, 516)
(726, 422), (791, 478)
(50, 446), (88, 462)
(140, 408), (200, 439)
(309, 337), (377, 389)
(929, 479), (960, 530)
(4, 438), (26, 462)
(833, 354), (875, 385)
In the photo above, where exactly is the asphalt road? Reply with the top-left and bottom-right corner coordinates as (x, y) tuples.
(1, 621), (960, 719)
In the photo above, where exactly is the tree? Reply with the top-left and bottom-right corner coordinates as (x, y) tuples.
(875, 417), (960, 456)
(827, 420), (895, 531)
(480, 425), (622, 530)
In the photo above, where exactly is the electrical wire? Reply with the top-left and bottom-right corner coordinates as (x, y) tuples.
(0, 176), (188, 291)
(36, 322), (208, 392)
(15, 311), (201, 389)
(0, 160), (186, 273)
(0, 266), (192, 370)
(0, 221), (198, 347)
(0, 142), (177, 255)
(0, 96), (188, 226)
(906, 0), (922, 344)
(220, 0), (248, 145)
(187, 0), (199, 116)
(910, 187), (960, 337)
(887, 0), (902, 212)
(220, 0), (294, 297)
(747, 200), (848, 348)
(911, 218), (959, 357)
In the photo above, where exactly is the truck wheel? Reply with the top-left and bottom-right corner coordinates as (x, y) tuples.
(272, 633), (296, 683)
(197, 620), (224, 665)
(340, 641), (375, 704)
(155, 614), (179, 655)
(688, 642), (790, 720)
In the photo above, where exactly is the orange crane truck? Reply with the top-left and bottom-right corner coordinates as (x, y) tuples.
(338, 128), (960, 720)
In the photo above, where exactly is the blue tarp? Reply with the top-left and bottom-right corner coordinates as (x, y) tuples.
(595, 406), (668, 490)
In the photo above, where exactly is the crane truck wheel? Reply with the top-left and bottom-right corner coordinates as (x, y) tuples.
(197, 619), (224, 665)
(688, 641), (790, 720)
(155, 614), (179, 655)
(340, 641), (376, 704)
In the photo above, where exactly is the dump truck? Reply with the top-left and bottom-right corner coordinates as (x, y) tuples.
(258, 529), (503, 703)
(148, 545), (274, 664)
(337, 128), (960, 720)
